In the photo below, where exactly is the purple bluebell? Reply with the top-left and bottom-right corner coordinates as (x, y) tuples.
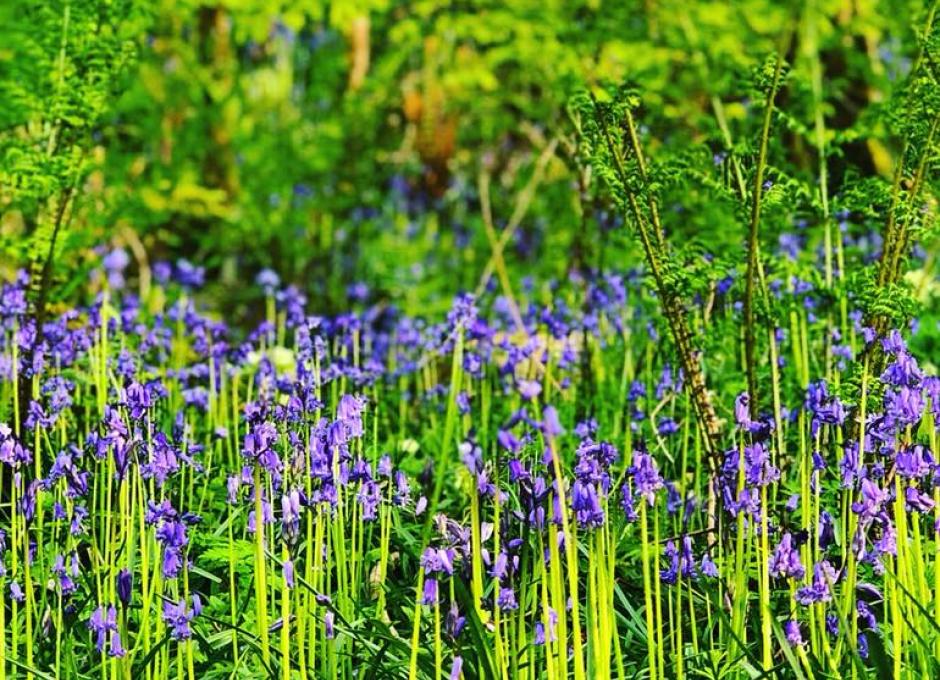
(163, 598), (195, 640)
(357, 480), (381, 521)
(882, 350), (923, 387)
(87, 605), (123, 656)
(700, 553), (719, 578)
(905, 486), (935, 513)
(660, 540), (679, 585)
(734, 392), (751, 428)
(174, 259), (205, 289)
(541, 406), (564, 438)
(630, 449), (663, 505)
(804, 380), (847, 434)
(415, 495), (427, 515)
(52, 554), (76, 597)
(770, 533), (804, 579)
(422, 577), (439, 605)
(657, 417), (679, 436)
(852, 479), (887, 519)
(795, 561), (838, 605)
(785, 493), (800, 512)
(421, 547), (455, 576)
(446, 602), (465, 640)
(819, 510), (836, 550)
(857, 600), (877, 630)
(449, 656), (463, 680)
(620, 481), (638, 522)
(497, 587), (518, 611)
(490, 551), (510, 580)
(784, 620), (804, 646)
(283, 559), (295, 589)
(680, 537), (697, 578)
(571, 480), (604, 528)
(256, 269), (280, 294)
(858, 632), (869, 659)
(840, 443), (861, 488)
(896, 444), (933, 479)
(517, 379), (542, 401)
(744, 442), (779, 486)
(884, 385), (924, 429)
(87, 606), (109, 652)
(117, 568), (132, 606)
(281, 488), (302, 540)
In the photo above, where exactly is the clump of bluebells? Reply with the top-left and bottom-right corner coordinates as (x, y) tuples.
(1, 241), (940, 680)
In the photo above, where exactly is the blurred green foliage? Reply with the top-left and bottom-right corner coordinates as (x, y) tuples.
(1, 0), (146, 304)
(2, 0), (935, 320)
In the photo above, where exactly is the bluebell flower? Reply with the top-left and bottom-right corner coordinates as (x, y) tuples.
(734, 392), (751, 428)
(497, 587), (518, 611)
(857, 600), (877, 630)
(124, 382), (151, 419)
(858, 632), (869, 659)
(680, 537), (697, 578)
(620, 481), (638, 522)
(882, 330), (907, 355)
(770, 533), (805, 580)
(256, 269), (280, 295)
(804, 380), (847, 434)
(174, 259), (205, 289)
(450, 656), (463, 680)
(630, 449), (663, 505)
(881, 351), (923, 387)
(87, 606), (108, 652)
(905, 486), (934, 513)
(660, 540), (679, 585)
(52, 554), (76, 597)
(700, 553), (719, 578)
(281, 488), (302, 539)
(324, 611), (335, 639)
(357, 480), (381, 521)
(657, 417), (679, 436)
(227, 475), (241, 504)
(744, 442), (779, 486)
(840, 443), (861, 488)
(541, 406), (564, 438)
(571, 480), (605, 529)
(421, 547), (454, 576)
(884, 386), (924, 427)
(446, 602), (465, 639)
(795, 561), (838, 605)
(664, 481), (682, 515)
(852, 479), (887, 519)
(117, 568), (132, 606)
(283, 559), (295, 589)
(784, 620), (804, 646)
(819, 510), (836, 549)
(517, 380), (542, 401)
(897, 444), (933, 479)
(422, 577), (439, 605)
(163, 598), (195, 640)
(87, 605), (123, 656)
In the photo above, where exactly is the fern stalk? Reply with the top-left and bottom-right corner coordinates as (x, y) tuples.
(592, 97), (722, 464)
(744, 52), (784, 417)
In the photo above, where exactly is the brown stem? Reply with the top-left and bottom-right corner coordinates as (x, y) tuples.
(19, 184), (75, 431)
(593, 97), (722, 465)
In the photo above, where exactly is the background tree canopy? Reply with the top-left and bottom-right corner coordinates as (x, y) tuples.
(3, 0), (930, 324)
